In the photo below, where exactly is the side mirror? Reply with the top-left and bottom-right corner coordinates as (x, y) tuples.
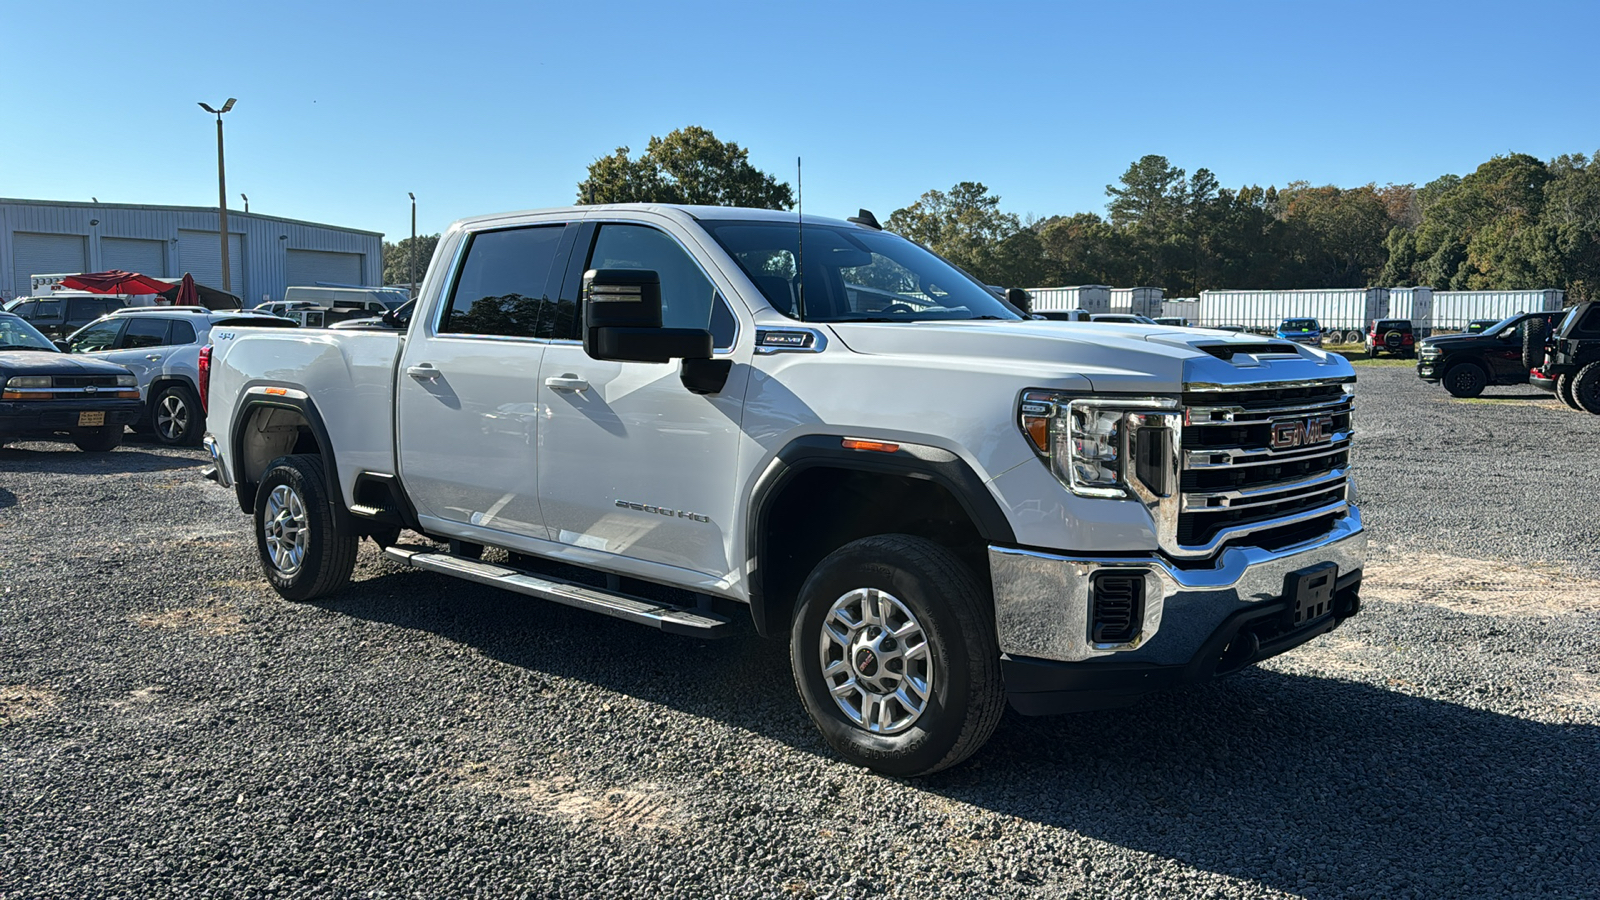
(54, 339), (71, 353)
(582, 268), (711, 363)
(382, 300), (414, 329)
(1005, 287), (1032, 314)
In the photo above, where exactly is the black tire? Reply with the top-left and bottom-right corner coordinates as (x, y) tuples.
(790, 534), (1004, 777)
(1522, 318), (1548, 371)
(73, 426), (123, 453)
(1573, 362), (1600, 414)
(151, 384), (203, 446)
(254, 454), (358, 602)
(1443, 362), (1487, 398)
(1556, 373), (1584, 411)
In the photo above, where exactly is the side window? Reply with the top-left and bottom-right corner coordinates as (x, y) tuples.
(586, 224), (735, 348)
(170, 320), (198, 345)
(69, 319), (123, 353)
(33, 300), (62, 320)
(441, 225), (566, 338)
(120, 318), (171, 349)
(13, 300), (36, 319)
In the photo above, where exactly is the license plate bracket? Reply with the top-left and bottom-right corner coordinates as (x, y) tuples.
(77, 411), (105, 427)
(1283, 562), (1337, 628)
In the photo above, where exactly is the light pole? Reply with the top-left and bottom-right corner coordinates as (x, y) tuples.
(408, 192), (416, 297)
(198, 98), (237, 293)
(241, 193), (249, 213)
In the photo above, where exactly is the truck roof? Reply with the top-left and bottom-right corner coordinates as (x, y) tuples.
(449, 203), (862, 232)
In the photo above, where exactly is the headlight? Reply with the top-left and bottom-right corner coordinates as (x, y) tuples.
(1020, 392), (1180, 499)
(5, 376), (52, 388)
(116, 374), (137, 387)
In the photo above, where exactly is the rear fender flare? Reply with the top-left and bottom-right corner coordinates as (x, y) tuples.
(227, 388), (342, 516)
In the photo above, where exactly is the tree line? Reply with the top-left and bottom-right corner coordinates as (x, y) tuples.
(382, 129), (1600, 302)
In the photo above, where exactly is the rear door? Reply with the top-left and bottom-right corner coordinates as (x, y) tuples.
(395, 219), (572, 541)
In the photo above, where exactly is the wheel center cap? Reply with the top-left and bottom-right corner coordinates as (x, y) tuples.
(854, 648), (878, 677)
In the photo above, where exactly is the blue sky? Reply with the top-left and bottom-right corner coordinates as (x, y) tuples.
(3, 0), (1596, 243)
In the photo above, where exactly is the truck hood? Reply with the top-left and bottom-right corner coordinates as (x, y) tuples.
(825, 321), (1353, 393)
(0, 350), (134, 377)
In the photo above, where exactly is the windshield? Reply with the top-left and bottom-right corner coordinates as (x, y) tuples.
(0, 314), (56, 351)
(703, 221), (1022, 323)
(1281, 319), (1319, 331)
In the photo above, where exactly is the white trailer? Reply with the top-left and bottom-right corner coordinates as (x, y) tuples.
(1109, 287), (1163, 318)
(1160, 298), (1199, 324)
(1387, 287), (1435, 335)
(1025, 285), (1111, 314)
(1198, 289), (1389, 340)
(1429, 289), (1564, 331)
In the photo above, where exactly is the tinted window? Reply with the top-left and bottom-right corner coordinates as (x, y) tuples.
(171, 320), (198, 344)
(68, 298), (112, 319)
(442, 225), (565, 338)
(586, 224), (734, 347)
(31, 300), (62, 320)
(70, 319), (122, 353)
(121, 318), (170, 349)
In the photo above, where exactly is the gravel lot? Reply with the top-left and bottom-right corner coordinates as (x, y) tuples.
(3, 365), (1597, 899)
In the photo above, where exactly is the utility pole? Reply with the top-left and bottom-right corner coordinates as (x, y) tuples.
(198, 99), (237, 293)
(408, 192), (417, 297)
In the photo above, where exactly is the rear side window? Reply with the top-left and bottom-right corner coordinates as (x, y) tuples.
(441, 225), (566, 338)
(170, 320), (198, 344)
(121, 318), (171, 349)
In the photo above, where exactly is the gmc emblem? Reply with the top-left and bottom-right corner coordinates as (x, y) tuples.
(1270, 415), (1335, 450)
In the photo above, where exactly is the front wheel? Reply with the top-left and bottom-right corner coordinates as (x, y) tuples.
(1443, 362), (1486, 398)
(254, 455), (358, 602)
(152, 385), (203, 446)
(790, 534), (1004, 777)
(74, 426), (123, 453)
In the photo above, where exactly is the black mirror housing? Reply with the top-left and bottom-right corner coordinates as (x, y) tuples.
(583, 268), (712, 363)
(54, 339), (71, 352)
(1005, 287), (1032, 315)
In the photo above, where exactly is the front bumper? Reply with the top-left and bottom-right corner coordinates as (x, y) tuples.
(1416, 357), (1442, 381)
(990, 510), (1366, 712)
(0, 398), (142, 436)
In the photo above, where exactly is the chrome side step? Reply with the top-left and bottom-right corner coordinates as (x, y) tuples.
(382, 545), (732, 638)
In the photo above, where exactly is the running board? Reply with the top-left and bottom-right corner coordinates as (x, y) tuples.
(382, 545), (732, 638)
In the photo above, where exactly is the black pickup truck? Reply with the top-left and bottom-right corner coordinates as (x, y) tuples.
(1415, 311), (1567, 398)
(1528, 301), (1600, 412)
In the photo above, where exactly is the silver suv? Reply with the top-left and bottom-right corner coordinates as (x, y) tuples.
(64, 308), (296, 445)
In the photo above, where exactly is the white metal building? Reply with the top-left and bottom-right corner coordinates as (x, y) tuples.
(0, 198), (383, 304)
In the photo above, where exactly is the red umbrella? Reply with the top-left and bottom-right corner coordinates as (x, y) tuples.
(59, 269), (174, 295)
(172, 273), (201, 307)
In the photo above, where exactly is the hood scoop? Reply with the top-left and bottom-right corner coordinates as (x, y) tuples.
(1197, 341), (1302, 361)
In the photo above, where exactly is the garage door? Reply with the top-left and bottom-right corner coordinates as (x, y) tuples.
(13, 232), (87, 298)
(101, 237), (166, 276)
(285, 249), (363, 288)
(178, 230), (244, 294)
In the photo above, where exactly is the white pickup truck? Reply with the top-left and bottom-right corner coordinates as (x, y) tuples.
(202, 204), (1365, 775)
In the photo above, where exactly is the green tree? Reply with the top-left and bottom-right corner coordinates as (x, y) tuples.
(382, 234), (440, 287)
(576, 126), (794, 209)
(886, 182), (1020, 280)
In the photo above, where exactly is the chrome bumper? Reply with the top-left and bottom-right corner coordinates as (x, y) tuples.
(202, 434), (234, 487)
(990, 508), (1366, 663)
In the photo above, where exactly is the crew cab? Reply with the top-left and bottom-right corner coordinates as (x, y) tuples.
(1416, 311), (1565, 398)
(202, 204), (1366, 776)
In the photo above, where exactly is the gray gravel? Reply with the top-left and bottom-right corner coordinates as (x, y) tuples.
(2, 367), (1597, 899)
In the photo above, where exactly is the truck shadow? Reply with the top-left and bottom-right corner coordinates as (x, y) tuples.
(329, 567), (1598, 898)
(0, 445), (204, 474)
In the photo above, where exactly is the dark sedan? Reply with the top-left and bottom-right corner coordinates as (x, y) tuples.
(0, 312), (143, 452)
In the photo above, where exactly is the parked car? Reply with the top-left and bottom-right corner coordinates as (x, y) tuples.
(1089, 313), (1157, 324)
(1153, 316), (1190, 327)
(1275, 318), (1324, 346)
(64, 308), (297, 445)
(203, 202), (1364, 776)
(1365, 319), (1416, 359)
(1032, 309), (1090, 322)
(328, 299), (415, 330)
(1416, 310), (1566, 398)
(1527, 302), (1600, 413)
(1464, 319), (1499, 334)
(0, 311), (142, 451)
(6, 293), (127, 340)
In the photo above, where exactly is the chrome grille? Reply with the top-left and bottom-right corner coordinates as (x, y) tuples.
(1174, 380), (1353, 554)
(52, 375), (122, 388)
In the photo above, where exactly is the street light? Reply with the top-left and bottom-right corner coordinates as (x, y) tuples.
(241, 193), (249, 213)
(198, 98), (237, 293)
(408, 192), (417, 297)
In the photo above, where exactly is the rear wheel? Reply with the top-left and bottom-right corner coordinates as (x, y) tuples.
(790, 534), (1004, 776)
(73, 426), (123, 453)
(254, 455), (358, 602)
(152, 385), (203, 446)
(1573, 363), (1600, 414)
(1557, 373), (1583, 410)
(1443, 362), (1487, 398)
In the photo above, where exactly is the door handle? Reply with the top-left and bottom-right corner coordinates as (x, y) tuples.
(145, 354), (163, 361)
(544, 374), (590, 392)
(406, 364), (440, 381)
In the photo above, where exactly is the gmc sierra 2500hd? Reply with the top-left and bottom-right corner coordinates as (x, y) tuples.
(202, 204), (1365, 775)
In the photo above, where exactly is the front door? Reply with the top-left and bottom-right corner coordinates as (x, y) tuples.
(395, 221), (571, 541)
(536, 219), (748, 577)
(96, 316), (175, 403)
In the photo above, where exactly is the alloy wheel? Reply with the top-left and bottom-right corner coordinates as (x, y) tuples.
(818, 588), (934, 735)
(262, 484), (309, 576)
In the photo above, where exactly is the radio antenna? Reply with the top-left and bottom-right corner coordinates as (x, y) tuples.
(795, 156), (807, 322)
